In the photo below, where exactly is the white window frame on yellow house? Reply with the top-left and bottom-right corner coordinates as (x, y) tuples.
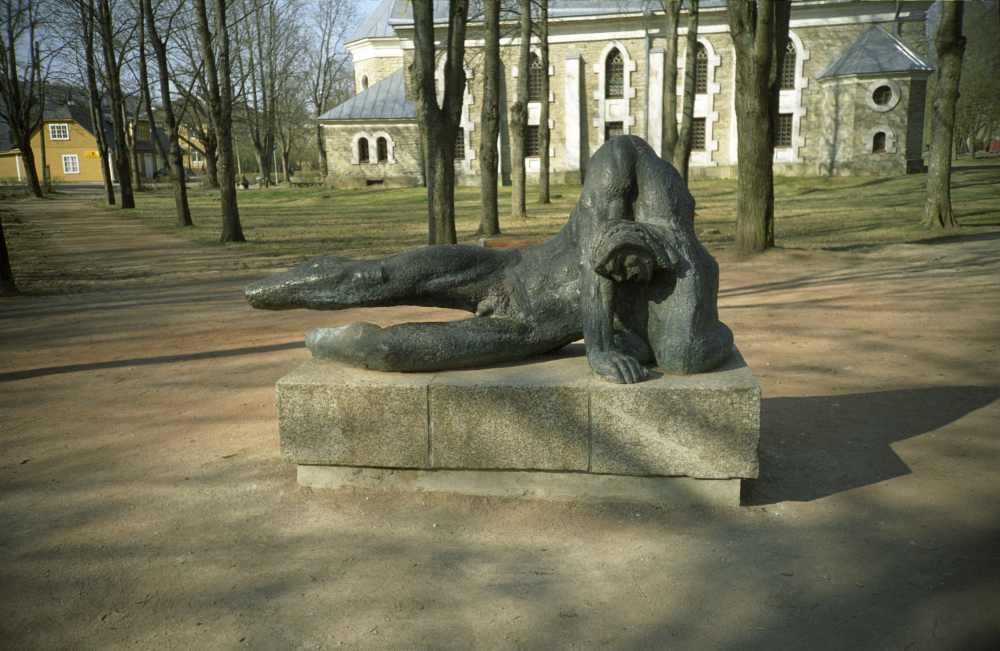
(49, 123), (70, 140)
(62, 154), (80, 174)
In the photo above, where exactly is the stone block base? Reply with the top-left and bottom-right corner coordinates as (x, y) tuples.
(298, 466), (740, 509)
(277, 345), (760, 506)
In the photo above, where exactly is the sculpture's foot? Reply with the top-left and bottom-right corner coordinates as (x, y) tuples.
(306, 322), (385, 365)
(245, 257), (387, 310)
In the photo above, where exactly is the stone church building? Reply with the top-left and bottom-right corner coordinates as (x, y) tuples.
(318, 0), (934, 188)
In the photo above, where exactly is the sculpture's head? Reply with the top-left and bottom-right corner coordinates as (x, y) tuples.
(244, 256), (365, 310)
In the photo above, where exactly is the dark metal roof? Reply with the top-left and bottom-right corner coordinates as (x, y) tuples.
(387, 0), (727, 25)
(819, 25), (932, 79)
(347, 0), (398, 43)
(318, 69), (415, 121)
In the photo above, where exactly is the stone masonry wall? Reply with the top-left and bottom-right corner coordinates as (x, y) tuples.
(354, 57), (404, 94)
(322, 122), (422, 188)
(374, 18), (931, 181)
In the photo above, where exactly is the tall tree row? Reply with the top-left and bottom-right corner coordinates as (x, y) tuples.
(674, 0), (699, 182)
(194, 0), (245, 242)
(306, 0), (354, 181)
(536, 0), (551, 205)
(95, 0), (136, 208)
(142, 0), (192, 226)
(727, 0), (790, 256)
(477, 0), (502, 237)
(509, 0), (530, 219)
(923, 1), (965, 230)
(0, 0), (49, 198)
(659, 0), (682, 163)
(411, 0), (470, 245)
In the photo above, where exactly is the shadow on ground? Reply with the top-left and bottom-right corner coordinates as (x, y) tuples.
(746, 385), (1000, 505)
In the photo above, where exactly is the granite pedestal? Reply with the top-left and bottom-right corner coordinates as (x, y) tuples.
(277, 344), (760, 507)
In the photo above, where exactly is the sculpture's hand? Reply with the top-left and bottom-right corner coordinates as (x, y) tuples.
(588, 350), (649, 384)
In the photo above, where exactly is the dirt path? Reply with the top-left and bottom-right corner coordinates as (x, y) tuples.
(2, 194), (999, 650)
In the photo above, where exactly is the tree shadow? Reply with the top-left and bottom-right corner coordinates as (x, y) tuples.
(0, 341), (305, 383)
(745, 385), (1000, 505)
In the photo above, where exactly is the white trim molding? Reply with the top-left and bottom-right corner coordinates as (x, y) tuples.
(774, 29), (810, 163)
(867, 126), (897, 154)
(679, 36), (722, 167)
(592, 41), (637, 139)
(371, 131), (397, 164)
(49, 123), (70, 141)
(61, 153), (80, 174)
(865, 79), (902, 112)
(350, 131), (373, 164)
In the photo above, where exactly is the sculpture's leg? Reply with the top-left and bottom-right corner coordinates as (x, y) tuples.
(245, 245), (513, 312)
(631, 146), (734, 374)
(306, 317), (568, 372)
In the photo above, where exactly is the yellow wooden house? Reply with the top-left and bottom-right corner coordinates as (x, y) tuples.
(0, 98), (161, 185)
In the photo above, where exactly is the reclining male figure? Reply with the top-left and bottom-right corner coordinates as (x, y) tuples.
(245, 136), (733, 384)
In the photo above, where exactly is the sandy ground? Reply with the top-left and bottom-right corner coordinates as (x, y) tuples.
(1, 193), (999, 650)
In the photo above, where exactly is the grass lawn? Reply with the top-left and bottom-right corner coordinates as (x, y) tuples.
(114, 158), (999, 263)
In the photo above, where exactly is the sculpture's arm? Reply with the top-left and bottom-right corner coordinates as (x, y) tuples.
(580, 196), (652, 384)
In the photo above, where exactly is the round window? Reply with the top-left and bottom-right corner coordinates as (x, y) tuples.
(872, 85), (892, 106)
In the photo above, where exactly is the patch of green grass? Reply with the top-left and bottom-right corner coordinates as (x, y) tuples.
(122, 160), (1000, 263)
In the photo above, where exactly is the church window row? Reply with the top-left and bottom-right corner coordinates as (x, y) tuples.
(775, 113), (793, 148)
(354, 134), (394, 164)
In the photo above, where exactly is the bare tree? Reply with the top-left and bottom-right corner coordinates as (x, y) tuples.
(0, 0), (47, 197)
(509, 0), (530, 219)
(411, 0), (470, 245)
(78, 0), (115, 205)
(537, 0), (550, 204)
(95, 0), (136, 208)
(923, 1), (965, 229)
(142, 0), (192, 226)
(727, 0), (790, 255)
(194, 0), (245, 241)
(0, 214), (16, 295)
(674, 0), (699, 182)
(477, 0), (501, 236)
(305, 0), (353, 180)
(659, 0), (681, 161)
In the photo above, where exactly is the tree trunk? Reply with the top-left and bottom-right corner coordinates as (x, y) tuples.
(195, 0), (245, 242)
(97, 0), (135, 208)
(142, 0), (193, 227)
(129, 124), (144, 191)
(728, 0), (788, 256)
(410, 0), (469, 245)
(203, 131), (220, 188)
(923, 2), (965, 229)
(16, 135), (43, 198)
(477, 0), (501, 236)
(316, 123), (328, 178)
(674, 0), (699, 183)
(510, 0), (530, 219)
(81, 0), (114, 205)
(538, 0), (551, 204)
(0, 214), (17, 296)
(660, 0), (682, 160)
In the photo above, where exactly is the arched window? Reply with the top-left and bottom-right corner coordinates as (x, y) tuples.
(357, 138), (369, 163)
(694, 42), (708, 94)
(605, 48), (624, 99)
(528, 53), (544, 102)
(872, 131), (886, 153)
(376, 137), (388, 163)
(780, 39), (796, 90)
(361, 75), (369, 91)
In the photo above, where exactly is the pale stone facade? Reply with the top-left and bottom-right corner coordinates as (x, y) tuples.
(320, 0), (934, 186)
